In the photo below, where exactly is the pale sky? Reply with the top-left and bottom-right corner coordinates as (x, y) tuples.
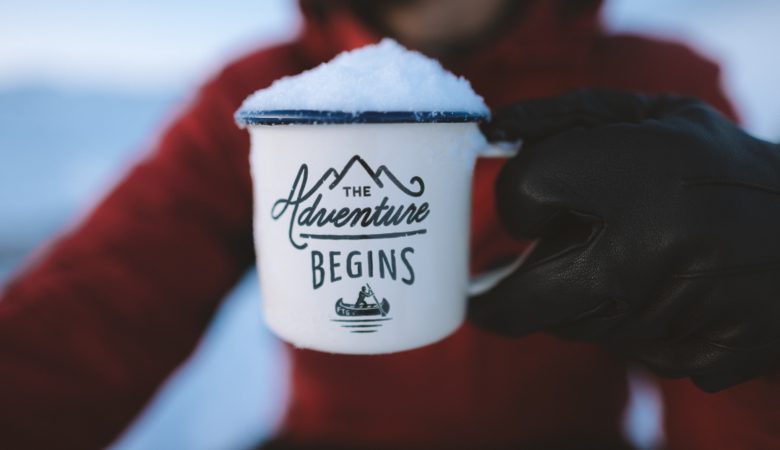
(0, 0), (778, 137)
(0, 0), (300, 91)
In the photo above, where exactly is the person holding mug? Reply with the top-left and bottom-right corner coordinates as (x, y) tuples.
(1, 1), (779, 449)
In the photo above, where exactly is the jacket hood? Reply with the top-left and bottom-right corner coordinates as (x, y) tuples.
(299, 0), (603, 28)
(294, 0), (605, 106)
(297, 0), (603, 52)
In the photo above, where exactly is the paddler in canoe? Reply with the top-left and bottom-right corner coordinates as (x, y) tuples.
(335, 284), (390, 317)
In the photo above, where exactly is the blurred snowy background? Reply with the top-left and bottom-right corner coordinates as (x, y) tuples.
(0, 1), (778, 449)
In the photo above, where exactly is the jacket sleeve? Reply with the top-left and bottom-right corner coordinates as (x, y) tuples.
(661, 376), (780, 450)
(0, 67), (256, 449)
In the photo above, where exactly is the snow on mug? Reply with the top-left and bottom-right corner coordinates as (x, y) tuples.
(237, 109), (520, 354)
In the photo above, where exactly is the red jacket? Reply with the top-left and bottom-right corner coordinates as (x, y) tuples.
(2, 1), (778, 449)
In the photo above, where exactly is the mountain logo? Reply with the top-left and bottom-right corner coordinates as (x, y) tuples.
(316, 154), (424, 197)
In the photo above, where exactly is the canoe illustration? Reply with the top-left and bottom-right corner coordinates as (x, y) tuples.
(335, 284), (390, 317)
(335, 298), (390, 316)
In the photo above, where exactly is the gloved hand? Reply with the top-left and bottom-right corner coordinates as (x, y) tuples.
(470, 90), (780, 392)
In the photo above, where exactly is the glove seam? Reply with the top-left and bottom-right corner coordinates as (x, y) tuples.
(673, 261), (780, 280)
(682, 177), (780, 196)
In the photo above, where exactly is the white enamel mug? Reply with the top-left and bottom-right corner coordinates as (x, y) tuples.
(236, 110), (525, 354)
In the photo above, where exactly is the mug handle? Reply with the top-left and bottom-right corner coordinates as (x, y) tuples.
(467, 139), (534, 297)
(468, 241), (537, 297)
(477, 140), (522, 158)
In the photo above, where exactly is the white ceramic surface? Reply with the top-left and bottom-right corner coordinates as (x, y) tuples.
(249, 121), (516, 354)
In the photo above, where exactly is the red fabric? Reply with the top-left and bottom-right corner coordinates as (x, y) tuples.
(0, 1), (772, 449)
(660, 377), (780, 450)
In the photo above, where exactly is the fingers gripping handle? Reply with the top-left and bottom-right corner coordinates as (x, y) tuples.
(467, 139), (527, 297)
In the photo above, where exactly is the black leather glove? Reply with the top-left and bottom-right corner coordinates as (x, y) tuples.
(470, 90), (780, 392)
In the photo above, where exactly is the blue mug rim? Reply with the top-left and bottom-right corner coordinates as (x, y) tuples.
(235, 109), (488, 126)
